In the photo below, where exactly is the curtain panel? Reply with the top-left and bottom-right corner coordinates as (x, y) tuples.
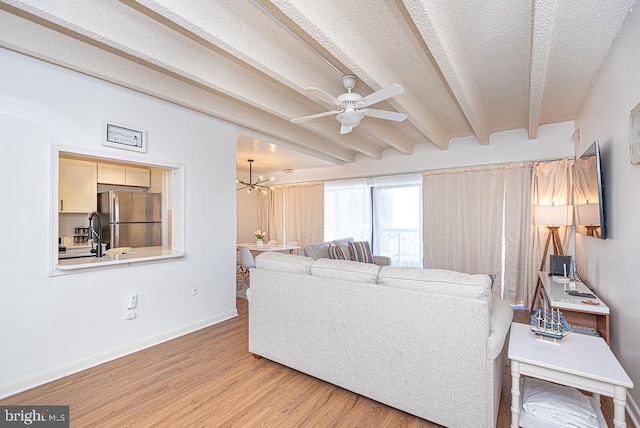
(503, 166), (534, 304)
(258, 187), (285, 244)
(324, 178), (372, 242)
(371, 174), (423, 267)
(259, 182), (324, 248)
(530, 159), (573, 305)
(423, 168), (506, 297)
(422, 162), (533, 302)
(284, 182), (324, 248)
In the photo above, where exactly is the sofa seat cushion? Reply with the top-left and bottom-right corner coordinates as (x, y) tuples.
(311, 258), (380, 283)
(255, 252), (314, 275)
(377, 266), (492, 301)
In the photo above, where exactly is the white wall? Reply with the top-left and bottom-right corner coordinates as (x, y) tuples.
(268, 121), (575, 184)
(236, 121), (576, 236)
(0, 49), (237, 398)
(575, 5), (640, 421)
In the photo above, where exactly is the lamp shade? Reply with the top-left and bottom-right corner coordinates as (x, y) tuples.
(534, 205), (573, 226)
(575, 203), (599, 226)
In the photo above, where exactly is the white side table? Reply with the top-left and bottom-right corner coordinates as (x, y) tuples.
(508, 322), (633, 428)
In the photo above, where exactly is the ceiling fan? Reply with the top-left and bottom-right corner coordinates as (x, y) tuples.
(291, 75), (408, 134)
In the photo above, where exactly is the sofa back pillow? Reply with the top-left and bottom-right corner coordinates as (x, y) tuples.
(328, 244), (348, 260)
(347, 241), (375, 264)
(255, 252), (314, 275)
(377, 266), (491, 301)
(310, 258), (380, 283)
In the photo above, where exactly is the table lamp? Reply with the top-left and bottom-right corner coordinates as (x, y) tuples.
(529, 204), (573, 311)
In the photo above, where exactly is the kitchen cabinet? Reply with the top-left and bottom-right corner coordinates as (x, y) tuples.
(98, 164), (150, 187)
(125, 166), (151, 187)
(59, 158), (97, 213)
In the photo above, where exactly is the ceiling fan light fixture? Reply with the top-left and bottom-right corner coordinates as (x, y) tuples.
(337, 111), (364, 128)
(291, 74), (406, 135)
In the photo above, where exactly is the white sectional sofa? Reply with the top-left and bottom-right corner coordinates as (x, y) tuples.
(247, 252), (513, 428)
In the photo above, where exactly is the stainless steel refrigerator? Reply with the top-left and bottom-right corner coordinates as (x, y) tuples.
(98, 191), (162, 248)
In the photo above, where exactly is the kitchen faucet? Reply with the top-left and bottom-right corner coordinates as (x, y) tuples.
(87, 211), (103, 257)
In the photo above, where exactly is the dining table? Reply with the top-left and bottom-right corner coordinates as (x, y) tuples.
(237, 243), (300, 254)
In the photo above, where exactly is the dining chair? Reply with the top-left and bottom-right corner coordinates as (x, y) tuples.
(286, 241), (298, 255)
(267, 240), (277, 246)
(238, 246), (256, 289)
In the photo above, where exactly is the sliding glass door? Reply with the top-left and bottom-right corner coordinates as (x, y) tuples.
(372, 182), (422, 267)
(325, 174), (422, 267)
(324, 181), (372, 242)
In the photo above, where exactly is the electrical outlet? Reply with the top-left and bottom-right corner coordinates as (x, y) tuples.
(124, 309), (136, 320)
(126, 294), (138, 309)
(192, 285), (198, 296)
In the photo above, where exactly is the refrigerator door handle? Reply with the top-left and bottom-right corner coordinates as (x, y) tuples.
(112, 193), (119, 223)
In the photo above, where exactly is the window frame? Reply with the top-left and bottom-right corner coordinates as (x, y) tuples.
(50, 143), (185, 276)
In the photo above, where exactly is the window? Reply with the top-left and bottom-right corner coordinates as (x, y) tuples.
(324, 180), (371, 243)
(52, 144), (185, 275)
(325, 174), (422, 267)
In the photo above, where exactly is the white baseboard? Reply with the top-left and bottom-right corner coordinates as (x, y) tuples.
(628, 391), (640, 428)
(0, 309), (238, 400)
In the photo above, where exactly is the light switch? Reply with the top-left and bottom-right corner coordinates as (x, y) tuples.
(126, 294), (138, 309)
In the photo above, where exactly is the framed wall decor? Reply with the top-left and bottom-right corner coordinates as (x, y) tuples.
(630, 102), (640, 165)
(102, 121), (147, 153)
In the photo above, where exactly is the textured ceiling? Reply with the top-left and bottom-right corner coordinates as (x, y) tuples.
(0, 0), (636, 172)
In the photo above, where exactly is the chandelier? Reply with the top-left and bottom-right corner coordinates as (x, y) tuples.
(236, 159), (275, 194)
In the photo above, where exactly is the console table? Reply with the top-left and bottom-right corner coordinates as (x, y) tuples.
(538, 271), (610, 344)
(509, 322), (633, 428)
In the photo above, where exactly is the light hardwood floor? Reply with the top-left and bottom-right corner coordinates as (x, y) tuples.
(1, 299), (629, 427)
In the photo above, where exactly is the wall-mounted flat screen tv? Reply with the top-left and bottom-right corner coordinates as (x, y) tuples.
(572, 140), (606, 239)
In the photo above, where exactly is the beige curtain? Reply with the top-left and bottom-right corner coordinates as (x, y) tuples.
(423, 166), (505, 297)
(423, 162), (534, 303)
(258, 187), (285, 244)
(284, 182), (324, 248)
(503, 164), (534, 304)
(259, 182), (324, 247)
(530, 159), (573, 304)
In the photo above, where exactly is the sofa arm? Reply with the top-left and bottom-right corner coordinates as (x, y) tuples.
(373, 255), (391, 266)
(486, 297), (513, 360)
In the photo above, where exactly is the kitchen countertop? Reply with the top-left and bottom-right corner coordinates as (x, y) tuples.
(57, 246), (184, 271)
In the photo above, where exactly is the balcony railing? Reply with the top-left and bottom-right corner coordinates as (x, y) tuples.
(375, 228), (421, 267)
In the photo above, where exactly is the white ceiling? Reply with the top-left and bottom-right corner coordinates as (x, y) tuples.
(0, 0), (636, 174)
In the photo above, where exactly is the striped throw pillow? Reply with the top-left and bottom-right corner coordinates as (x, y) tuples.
(328, 244), (348, 260)
(347, 241), (374, 264)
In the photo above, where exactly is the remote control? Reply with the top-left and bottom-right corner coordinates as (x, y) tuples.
(567, 291), (595, 298)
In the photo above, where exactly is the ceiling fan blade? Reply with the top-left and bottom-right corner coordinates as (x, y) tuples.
(291, 110), (342, 123)
(305, 87), (339, 106)
(363, 108), (408, 122)
(340, 125), (353, 134)
(361, 83), (405, 107)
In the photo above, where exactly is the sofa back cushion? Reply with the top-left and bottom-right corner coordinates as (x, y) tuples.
(310, 258), (380, 283)
(255, 252), (314, 275)
(377, 266), (491, 301)
(302, 242), (331, 260)
(303, 238), (355, 260)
